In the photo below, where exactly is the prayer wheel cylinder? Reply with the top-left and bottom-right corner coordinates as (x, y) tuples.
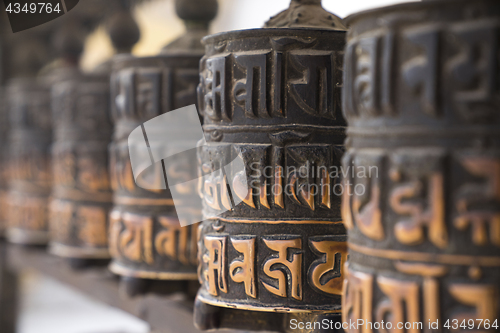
(194, 1), (348, 331)
(49, 73), (113, 262)
(108, 54), (202, 295)
(107, 0), (216, 297)
(342, 0), (500, 330)
(0, 89), (7, 236)
(6, 79), (52, 245)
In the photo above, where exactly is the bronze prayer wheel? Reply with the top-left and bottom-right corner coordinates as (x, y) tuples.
(0, 27), (6, 236)
(194, 1), (348, 331)
(108, 0), (216, 296)
(5, 8), (104, 246)
(6, 78), (52, 245)
(108, 54), (202, 295)
(342, 0), (500, 330)
(0, 89), (7, 236)
(48, 3), (140, 268)
(49, 73), (113, 261)
(2, 21), (53, 245)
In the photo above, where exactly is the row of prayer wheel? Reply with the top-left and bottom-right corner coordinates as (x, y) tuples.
(0, 0), (499, 332)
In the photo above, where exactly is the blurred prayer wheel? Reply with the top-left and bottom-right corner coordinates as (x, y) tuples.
(0, 89), (7, 236)
(109, 55), (201, 295)
(5, 7), (108, 246)
(194, 1), (348, 331)
(0, 27), (6, 237)
(6, 78), (52, 245)
(3, 23), (53, 245)
(48, 73), (113, 262)
(108, 0), (217, 296)
(342, 0), (500, 330)
(48, 4), (140, 269)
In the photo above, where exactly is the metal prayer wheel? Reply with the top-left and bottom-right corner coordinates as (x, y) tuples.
(194, 1), (347, 331)
(0, 23), (7, 236)
(342, 0), (500, 330)
(3, 24), (55, 245)
(0, 89), (7, 236)
(48, 73), (113, 261)
(108, 54), (203, 295)
(48, 3), (140, 269)
(4, 6), (109, 246)
(6, 78), (52, 245)
(108, 0), (216, 296)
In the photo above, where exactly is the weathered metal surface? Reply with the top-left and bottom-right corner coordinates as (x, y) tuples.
(48, 3), (140, 267)
(48, 73), (113, 260)
(108, 0), (216, 296)
(108, 54), (201, 288)
(0, 22), (7, 236)
(0, 89), (7, 236)
(342, 0), (500, 330)
(6, 78), (52, 245)
(194, 1), (347, 330)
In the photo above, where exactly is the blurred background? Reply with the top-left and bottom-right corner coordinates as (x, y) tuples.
(81, 0), (414, 69)
(6, 0), (415, 332)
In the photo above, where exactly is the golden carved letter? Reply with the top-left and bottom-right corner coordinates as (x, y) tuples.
(449, 284), (498, 330)
(455, 157), (500, 247)
(342, 264), (374, 333)
(308, 238), (347, 295)
(262, 237), (303, 300)
(120, 213), (153, 264)
(376, 276), (420, 333)
(229, 236), (256, 298)
(390, 171), (447, 248)
(203, 235), (228, 296)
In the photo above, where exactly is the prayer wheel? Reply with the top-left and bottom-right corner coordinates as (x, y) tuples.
(6, 78), (52, 245)
(4, 8), (107, 246)
(3, 26), (53, 245)
(0, 89), (7, 236)
(0, 22), (7, 236)
(342, 0), (500, 330)
(49, 73), (113, 262)
(108, 0), (217, 296)
(194, 1), (348, 331)
(48, 5), (140, 269)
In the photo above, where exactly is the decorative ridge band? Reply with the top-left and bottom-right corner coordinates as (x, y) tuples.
(203, 124), (346, 133)
(349, 243), (500, 267)
(205, 216), (344, 224)
(197, 294), (343, 313)
(347, 126), (500, 137)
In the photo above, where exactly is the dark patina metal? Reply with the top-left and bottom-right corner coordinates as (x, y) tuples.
(108, 0), (217, 296)
(0, 20), (8, 237)
(0, 88), (8, 237)
(48, 4), (140, 269)
(4, 4), (115, 246)
(342, 0), (500, 330)
(6, 78), (52, 245)
(3, 22), (54, 245)
(108, 55), (202, 296)
(194, 1), (347, 331)
(49, 73), (113, 261)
